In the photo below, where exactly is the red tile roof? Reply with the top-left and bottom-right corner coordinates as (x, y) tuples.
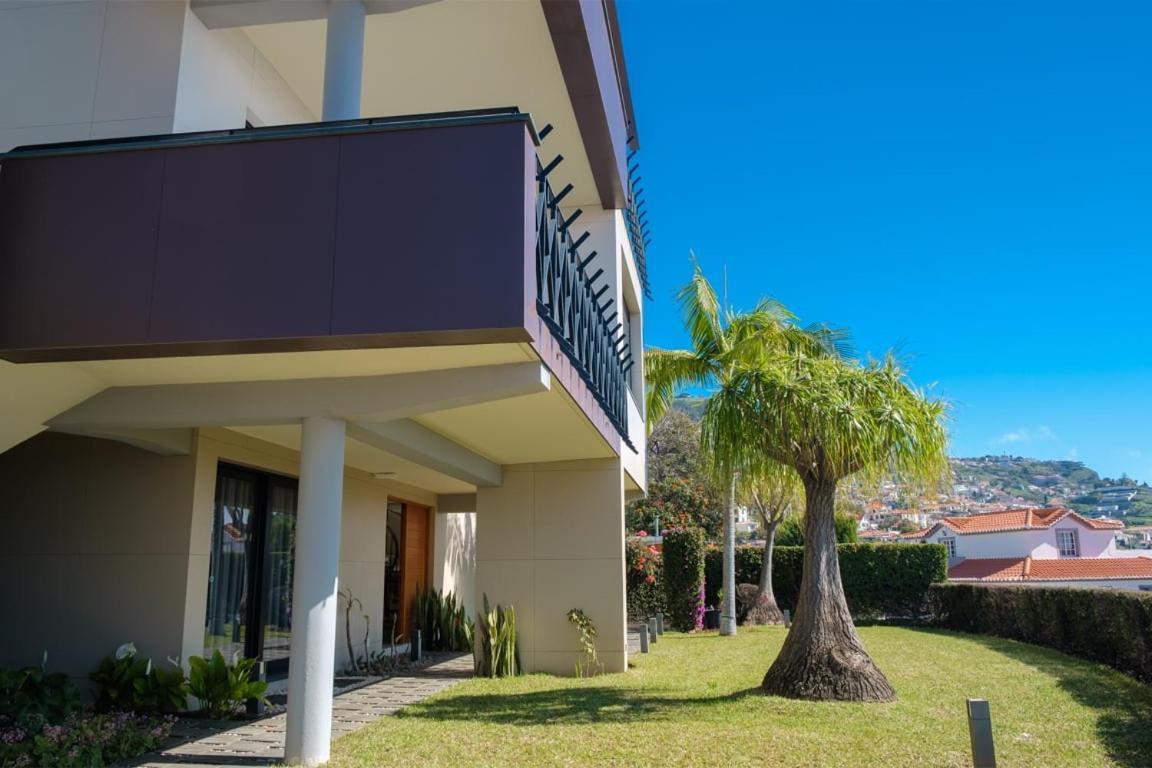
(930, 507), (1123, 536)
(949, 556), (1152, 582)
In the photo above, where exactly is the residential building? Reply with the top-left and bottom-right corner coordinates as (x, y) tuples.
(0, 1), (648, 764)
(912, 508), (1152, 591)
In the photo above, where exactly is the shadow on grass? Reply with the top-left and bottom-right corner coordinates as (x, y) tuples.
(396, 685), (762, 726)
(896, 626), (1152, 768)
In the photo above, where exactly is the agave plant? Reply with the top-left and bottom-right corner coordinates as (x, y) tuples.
(473, 594), (518, 678)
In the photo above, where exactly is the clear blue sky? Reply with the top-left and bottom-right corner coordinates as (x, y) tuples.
(618, 0), (1152, 482)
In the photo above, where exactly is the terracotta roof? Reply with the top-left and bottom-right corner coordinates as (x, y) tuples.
(901, 527), (932, 539)
(932, 507), (1123, 535)
(949, 556), (1152, 582)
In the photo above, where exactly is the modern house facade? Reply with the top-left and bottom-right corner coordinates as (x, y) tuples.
(0, 1), (648, 763)
(913, 508), (1152, 591)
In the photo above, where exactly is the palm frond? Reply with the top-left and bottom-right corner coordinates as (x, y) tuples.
(644, 348), (713, 428)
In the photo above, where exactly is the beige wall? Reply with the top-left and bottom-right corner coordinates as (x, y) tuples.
(476, 459), (626, 675)
(0, 432), (197, 680)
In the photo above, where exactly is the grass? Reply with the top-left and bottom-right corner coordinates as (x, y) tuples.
(327, 625), (1152, 767)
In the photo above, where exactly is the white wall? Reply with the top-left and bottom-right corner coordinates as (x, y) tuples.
(0, 0), (314, 153)
(433, 511), (477, 620)
(0, 0), (187, 152)
(173, 5), (314, 132)
(928, 523), (1119, 560)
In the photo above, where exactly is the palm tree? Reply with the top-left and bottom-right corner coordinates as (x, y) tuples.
(646, 264), (844, 636)
(740, 466), (801, 625)
(711, 351), (948, 701)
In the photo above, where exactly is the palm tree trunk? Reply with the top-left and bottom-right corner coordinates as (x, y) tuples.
(761, 474), (894, 701)
(719, 472), (737, 636)
(746, 522), (783, 625)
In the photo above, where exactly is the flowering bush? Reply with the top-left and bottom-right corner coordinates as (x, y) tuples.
(0, 711), (174, 767)
(625, 539), (666, 619)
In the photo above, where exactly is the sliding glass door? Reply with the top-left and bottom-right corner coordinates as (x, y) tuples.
(204, 464), (298, 674)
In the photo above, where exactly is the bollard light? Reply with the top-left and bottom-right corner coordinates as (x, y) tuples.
(967, 698), (997, 768)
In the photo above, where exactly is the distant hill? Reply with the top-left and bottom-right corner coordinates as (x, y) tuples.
(666, 396), (1152, 525)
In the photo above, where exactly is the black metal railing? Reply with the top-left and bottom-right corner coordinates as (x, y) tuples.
(625, 151), (653, 299)
(535, 156), (632, 442)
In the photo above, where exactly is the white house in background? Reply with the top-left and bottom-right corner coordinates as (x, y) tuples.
(912, 507), (1152, 591)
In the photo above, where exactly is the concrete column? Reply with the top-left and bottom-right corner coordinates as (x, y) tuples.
(285, 417), (347, 766)
(475, 459), (627, 674)
(322, 0), (366, 121)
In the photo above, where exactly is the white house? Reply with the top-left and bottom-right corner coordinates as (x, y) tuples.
(914, 508), (1152, 591)
(0, 2), (649, 764)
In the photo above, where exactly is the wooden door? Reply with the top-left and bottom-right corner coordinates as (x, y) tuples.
(398, 502), (431, 639)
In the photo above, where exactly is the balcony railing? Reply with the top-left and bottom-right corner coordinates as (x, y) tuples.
(625, 153), (652, 299)
(535, 158), (631, 441)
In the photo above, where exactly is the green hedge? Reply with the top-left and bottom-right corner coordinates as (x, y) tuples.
(625, 539), (666, 619)
(662, 528), (706, 631)
(929, 583), (1152, 684)
(704, 543), (947, 618)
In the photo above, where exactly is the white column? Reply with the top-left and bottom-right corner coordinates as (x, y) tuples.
(284, 416), (346, 766)
(322, 0), (366, 121)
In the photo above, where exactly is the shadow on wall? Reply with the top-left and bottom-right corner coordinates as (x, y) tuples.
(441, 512), (477, 617)
(898, 627), (1152, 768)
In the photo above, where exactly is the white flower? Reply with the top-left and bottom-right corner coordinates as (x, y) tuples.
(145, 659), (152, 676)
(115, 642), (137, 660)
(166, 655), (181, 668)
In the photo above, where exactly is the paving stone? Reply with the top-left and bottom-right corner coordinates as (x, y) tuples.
(119, 653), (472, 767)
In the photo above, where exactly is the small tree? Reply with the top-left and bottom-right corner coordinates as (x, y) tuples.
(742, 468), (801, 624)
(709, 352), (948, 702)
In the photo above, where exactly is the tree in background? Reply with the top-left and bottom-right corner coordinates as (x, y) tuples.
(647, 264), (847, 638)
(742, 468), (801, 624)
(627, 475), (721, 540)
(711, 351), (948, 702)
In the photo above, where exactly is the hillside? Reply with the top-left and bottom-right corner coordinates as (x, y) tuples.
(668, 396), (1152, 526)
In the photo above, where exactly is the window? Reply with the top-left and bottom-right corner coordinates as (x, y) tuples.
(941, 538), (957, 558)
(1057, 529), (1079, 557)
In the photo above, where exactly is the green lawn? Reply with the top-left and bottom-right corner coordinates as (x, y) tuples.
(328, 626), (1152, 767)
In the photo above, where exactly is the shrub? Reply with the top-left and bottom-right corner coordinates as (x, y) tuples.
(187, 651), (267, 719)
(775, 514), (859, 546)
(91, 643), (187, 715)
(414, 587), (474, 653)
(704, 543), (947, 617)
(625, 539), (666, 619)
(929, 583), (1152, 684)
(0, 711), (175, 767)
(474, 594), (519, 678)
(662, 528), (706, 631)
(0, 660), (80, 730)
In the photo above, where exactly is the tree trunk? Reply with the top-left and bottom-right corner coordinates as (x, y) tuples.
(719, 472), (737, 636)
(761, 474), (894, 701)
(745, 523), (784, 625)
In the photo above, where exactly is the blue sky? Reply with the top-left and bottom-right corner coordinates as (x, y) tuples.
(617, 0), (1152, 482)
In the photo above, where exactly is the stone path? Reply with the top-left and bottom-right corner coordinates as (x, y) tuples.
(124, 654), (473, 767)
